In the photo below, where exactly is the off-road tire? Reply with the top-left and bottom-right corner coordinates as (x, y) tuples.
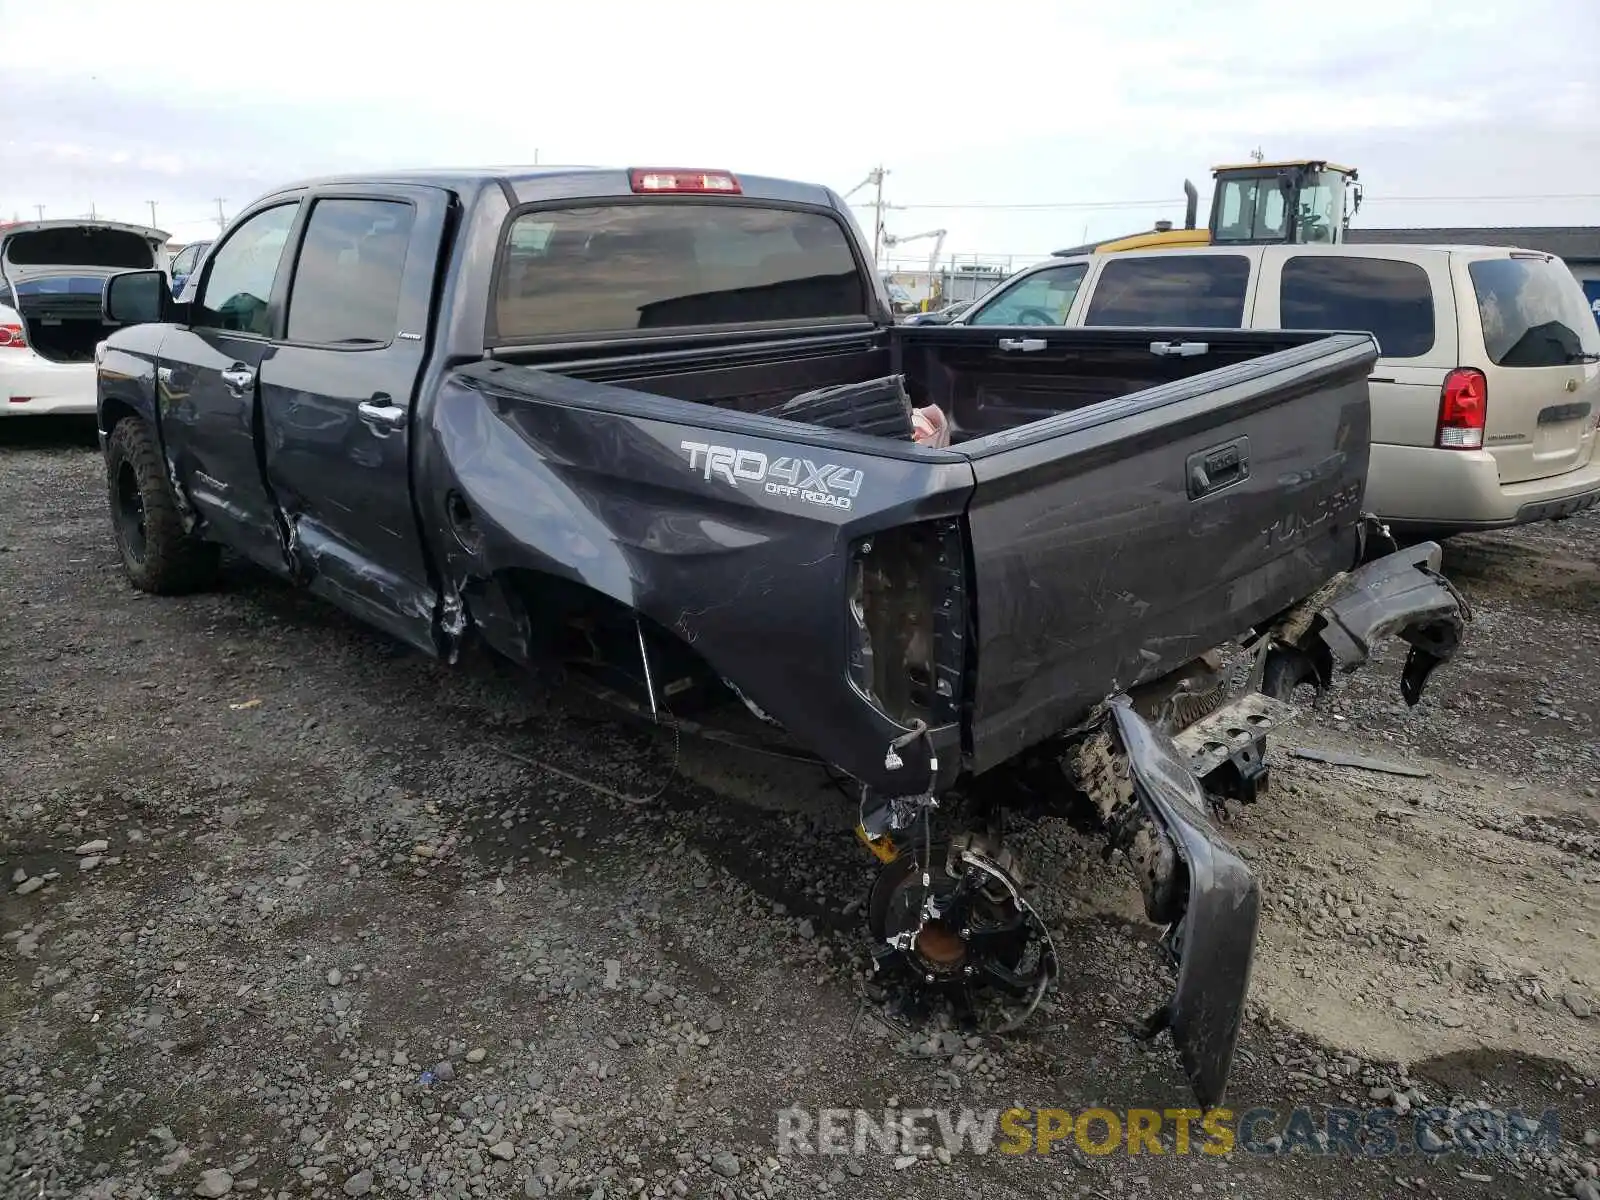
(106, 417), (220, 594)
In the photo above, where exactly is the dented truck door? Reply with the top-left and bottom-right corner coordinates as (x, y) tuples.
(257, 186), (452, 654)
(155, 198), (304, 576)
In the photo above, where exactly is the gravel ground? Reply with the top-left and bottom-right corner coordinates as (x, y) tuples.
(3, 417), (1599, 1200)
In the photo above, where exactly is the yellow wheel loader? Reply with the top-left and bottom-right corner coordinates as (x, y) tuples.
(1056, 160), (1362, 257)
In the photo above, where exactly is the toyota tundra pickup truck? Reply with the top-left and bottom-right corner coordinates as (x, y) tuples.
(94, 165), (1468, 1105)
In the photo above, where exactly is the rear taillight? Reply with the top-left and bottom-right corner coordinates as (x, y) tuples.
(845, 521), (966, 729)
(628, 168), (741, 195)
(1437, 367), (1487, 450)
(0, 323), (26, 350)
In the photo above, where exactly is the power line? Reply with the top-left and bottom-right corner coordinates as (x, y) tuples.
(1361, 193), (1600, 204)
(867, 199), (1174, 212)
(863, 192), (1600, 213)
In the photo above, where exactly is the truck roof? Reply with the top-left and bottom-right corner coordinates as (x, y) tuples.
(265, 165), (845, 210)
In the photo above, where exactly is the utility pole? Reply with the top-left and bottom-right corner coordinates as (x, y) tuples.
(839, 166), (890, 267)
(870, 166), (887, 267)
(34, 204), (44, 220)
(89, 201), (97, 220)
(214, 198), (227, 229)
(147, 200), (159, 227)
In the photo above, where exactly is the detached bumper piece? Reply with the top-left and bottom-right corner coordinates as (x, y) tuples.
(1073, 698), (1261, 1107)
(1289, 541), (1470, 707)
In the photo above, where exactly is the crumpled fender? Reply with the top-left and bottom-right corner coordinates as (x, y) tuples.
(412, 364), (974, 793)
(1107, 695), (1260, 1108)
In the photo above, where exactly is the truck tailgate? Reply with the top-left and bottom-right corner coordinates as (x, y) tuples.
(952, 332), (1379, 773)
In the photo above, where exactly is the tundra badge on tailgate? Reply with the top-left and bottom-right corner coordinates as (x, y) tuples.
(680, 441), (863, 511)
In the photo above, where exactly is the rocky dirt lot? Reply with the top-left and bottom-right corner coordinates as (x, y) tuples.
(3, 419), (1598, 1200)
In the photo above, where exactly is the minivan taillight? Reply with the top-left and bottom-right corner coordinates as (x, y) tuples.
(0, 323), (26, 350)
(1437, 368), (1487, 450)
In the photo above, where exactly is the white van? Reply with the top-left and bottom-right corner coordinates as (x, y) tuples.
(956, 243), (1600, 535)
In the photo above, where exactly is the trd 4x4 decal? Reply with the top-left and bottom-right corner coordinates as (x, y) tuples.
(681, 441), (864, 512)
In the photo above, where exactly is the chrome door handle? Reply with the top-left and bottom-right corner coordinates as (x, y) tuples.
(997, 337), (1046, 352)
(357, 401), (406, 432)
(221, 366), (255, 395)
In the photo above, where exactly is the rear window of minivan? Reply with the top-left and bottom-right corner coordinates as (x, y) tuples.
(1084, 255), (1251, 327)
(1469, 256), (1600, 368)
(1279, 256), (1435, 358)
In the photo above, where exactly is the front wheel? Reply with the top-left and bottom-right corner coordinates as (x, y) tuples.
(106, 418), (220, 594)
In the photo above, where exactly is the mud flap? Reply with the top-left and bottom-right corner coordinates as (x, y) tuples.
(1302, 541), (1468, 706)
(1107, 696), (1259, 1108)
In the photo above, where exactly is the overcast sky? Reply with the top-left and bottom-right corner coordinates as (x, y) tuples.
(3, 0), (1598, 265)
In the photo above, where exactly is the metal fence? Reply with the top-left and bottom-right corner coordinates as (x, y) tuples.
(880, 252), (1051, 312)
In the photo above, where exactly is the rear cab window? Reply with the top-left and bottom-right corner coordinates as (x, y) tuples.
(491, 203), (867, 341)
(1083, 254), (1253, 327)
(966, 262), (1088, 326)
(1278, 255), (1436, 359)
(1468, 256), (1600, 368)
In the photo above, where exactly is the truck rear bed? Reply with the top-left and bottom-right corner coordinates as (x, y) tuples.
(440, 325), (1379, 790)
(903, 328), (1375, 771)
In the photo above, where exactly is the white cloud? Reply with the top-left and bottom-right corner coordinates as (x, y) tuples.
(0, 0), (1596, 256)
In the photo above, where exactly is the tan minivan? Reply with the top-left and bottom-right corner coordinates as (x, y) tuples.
(956, 243), (1600, 535)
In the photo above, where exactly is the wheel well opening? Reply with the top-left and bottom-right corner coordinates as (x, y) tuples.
(100, 397), (140, 437)
(494, 568), (738, 719)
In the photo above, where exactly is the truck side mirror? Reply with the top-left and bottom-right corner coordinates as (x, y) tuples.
(104, 270), (175, 326)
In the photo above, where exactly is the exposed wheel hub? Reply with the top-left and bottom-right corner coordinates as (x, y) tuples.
(913, 920), (966, 968)
(867, 834), (1057, 1032)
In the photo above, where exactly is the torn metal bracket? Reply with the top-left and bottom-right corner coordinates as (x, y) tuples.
(1169, 690), (1297, 792)
(1307, 541), (1466, 706)
(1216, 736), (1268, 805)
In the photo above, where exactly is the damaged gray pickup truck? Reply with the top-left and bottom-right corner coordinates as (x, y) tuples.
(94, 165), (1468, 1105)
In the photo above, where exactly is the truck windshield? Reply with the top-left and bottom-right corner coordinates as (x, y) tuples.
(492, 203), (868, 341)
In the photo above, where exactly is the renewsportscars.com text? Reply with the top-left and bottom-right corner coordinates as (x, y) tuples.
(774, 1105), (1562, 1159)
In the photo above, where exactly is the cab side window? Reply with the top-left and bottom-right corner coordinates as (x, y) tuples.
(170, 245), (198, 277)
(196, 204), (299, 335)
(967, 263), (1088, 326)
(286, 198), (416, 345)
